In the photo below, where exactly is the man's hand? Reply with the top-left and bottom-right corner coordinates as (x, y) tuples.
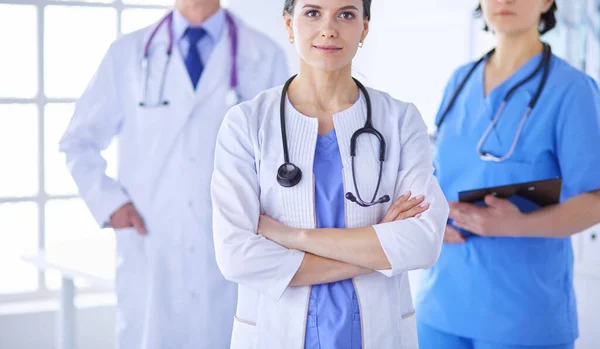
(110, 203), (147, 235)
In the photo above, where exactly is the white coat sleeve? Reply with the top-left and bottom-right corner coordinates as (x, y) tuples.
(59, 44), (130, 228)
(211, 105), (305, 301)
(373, 103), (449, 276)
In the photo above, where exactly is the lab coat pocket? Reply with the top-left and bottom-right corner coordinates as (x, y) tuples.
(399, 310), (418, 349)
(114, 228), (147, 307)
(230, 316), (257, 349)
(134, 106), (174, 152)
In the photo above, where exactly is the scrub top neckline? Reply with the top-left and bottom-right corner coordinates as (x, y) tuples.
(316, 129), (338, 149)
(481, 51), (545, 100)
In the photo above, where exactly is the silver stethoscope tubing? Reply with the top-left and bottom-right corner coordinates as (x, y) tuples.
(433, 43), (552, 162)
(139, 9), (240, 108)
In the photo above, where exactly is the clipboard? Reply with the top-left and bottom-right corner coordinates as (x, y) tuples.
(458, 178), (562, 207)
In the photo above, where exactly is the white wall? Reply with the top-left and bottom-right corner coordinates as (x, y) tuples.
(351, 1), (474, 128)
(226, 0), (299, 74)
(227, 0), (475, 128)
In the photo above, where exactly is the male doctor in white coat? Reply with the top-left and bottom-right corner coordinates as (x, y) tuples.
(59, 0), (289, 348)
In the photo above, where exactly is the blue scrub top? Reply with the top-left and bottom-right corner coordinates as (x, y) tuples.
(416, 52), (600, 346)
(305, 129), (362, 349)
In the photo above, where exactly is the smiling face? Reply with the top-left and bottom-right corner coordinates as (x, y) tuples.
(480, 0), (554, 36)
(284, 0), (369, 72)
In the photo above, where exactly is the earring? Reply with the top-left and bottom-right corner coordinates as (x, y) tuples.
(289, 37), (295, 44)
(358, 41), (364, 48)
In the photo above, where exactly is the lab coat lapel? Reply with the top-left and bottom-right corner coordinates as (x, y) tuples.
(140, 16), (198, 167)
(334, 97), (381, 209)
(146, 16), (232, 174)
(193, 20), (230, 103)
(158, 18), (230, 157)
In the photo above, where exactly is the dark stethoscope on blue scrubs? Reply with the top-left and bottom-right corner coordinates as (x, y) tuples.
(432, 43), (552, 163)
(276, 75), (390, 207)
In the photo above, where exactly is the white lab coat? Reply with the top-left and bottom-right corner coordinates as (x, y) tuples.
(59, 11), (289, 349)
(211, 87), (449, 348)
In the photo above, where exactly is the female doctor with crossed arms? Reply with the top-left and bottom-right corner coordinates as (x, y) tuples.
(417, 1), (600, 349)
(211, 0), (449, 348)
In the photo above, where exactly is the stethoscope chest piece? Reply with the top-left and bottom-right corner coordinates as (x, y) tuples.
(277, 163), (302, 188)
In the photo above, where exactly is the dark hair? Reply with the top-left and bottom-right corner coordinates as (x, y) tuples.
(284, 0), (372, 20)
(474, 2), (558, 35)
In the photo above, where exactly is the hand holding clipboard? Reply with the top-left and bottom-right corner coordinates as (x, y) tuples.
(449, 178), (562, 238)
(458, 178), (562, 207)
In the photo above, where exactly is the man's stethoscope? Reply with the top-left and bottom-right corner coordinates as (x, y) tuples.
(431, 43), (552, 163)
(276, 75), (391, 207)
(139, 10), (240, 108)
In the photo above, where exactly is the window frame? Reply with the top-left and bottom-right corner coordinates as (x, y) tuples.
(0, 0), (168, 303)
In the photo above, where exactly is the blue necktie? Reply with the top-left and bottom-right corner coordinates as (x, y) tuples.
(184, 27), (207, 89)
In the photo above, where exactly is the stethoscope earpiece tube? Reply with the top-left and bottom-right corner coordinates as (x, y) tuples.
(345, 192), (357, 202)
(276, 75), (303, 188)
(435, 43), (552, 163)
(139, 10), (239, 108)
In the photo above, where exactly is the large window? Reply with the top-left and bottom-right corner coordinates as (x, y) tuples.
(0, 0), (169, 302)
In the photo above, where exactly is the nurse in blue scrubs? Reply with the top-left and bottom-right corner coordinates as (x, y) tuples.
(417, 1), (600, 349)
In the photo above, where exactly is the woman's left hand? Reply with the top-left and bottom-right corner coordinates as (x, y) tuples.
(258, 215), (300, 249)
(449, 195), (525, 237)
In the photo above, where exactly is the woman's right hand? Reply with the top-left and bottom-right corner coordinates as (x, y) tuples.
(443, 225), (466, 244)
(380, 191), (429, 223)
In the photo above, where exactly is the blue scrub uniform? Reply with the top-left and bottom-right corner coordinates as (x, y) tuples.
(305, 129), (362, 349)
(416, 52), (600, 349)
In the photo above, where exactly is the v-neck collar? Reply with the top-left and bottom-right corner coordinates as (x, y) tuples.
(480, 51), (544, 102)
(316, 129), (338, 150)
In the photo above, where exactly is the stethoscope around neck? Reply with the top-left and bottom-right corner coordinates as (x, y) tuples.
(277, 75), (391, 208)
(139, 9), (240, 108)
(432, 42), (552, 163)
